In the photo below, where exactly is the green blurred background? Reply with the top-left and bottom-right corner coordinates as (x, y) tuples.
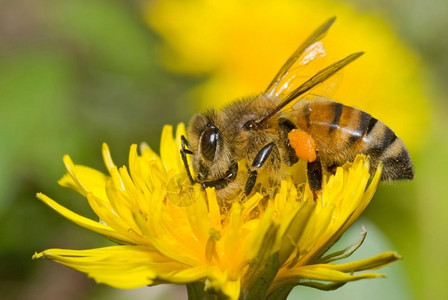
(1, 0), (447, 299)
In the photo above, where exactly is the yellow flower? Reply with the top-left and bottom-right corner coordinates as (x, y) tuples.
(145, 0), (430, 152)
(34, 124), (400, 299)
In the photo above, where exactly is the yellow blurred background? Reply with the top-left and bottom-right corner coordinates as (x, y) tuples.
(1, 0), (447, 299)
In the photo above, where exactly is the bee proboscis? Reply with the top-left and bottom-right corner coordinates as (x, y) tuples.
(180, 17), (414, 202)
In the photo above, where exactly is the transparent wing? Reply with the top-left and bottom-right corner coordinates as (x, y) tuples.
(265, 17), (336, 99)
(258, 52), (364, 126)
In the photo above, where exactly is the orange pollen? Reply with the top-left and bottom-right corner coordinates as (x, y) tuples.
(288, 129), (317, 162)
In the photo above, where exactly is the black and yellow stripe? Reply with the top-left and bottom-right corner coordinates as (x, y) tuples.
(292, 99), (413, 181)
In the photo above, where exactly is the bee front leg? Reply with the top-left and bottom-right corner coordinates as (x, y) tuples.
(180, 135), (196, 184)
(244, 142), (275, 195)
(307, 158), (323, 200)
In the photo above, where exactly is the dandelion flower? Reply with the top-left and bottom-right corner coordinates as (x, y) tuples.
(34, 124), (400, 299)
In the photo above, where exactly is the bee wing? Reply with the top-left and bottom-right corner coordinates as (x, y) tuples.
(258, 52), (364, 126)
(265, 17), (336, 98)
(268, 41), (343, 100)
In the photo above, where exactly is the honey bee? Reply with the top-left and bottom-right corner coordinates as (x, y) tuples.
(180, 17), (414, 202)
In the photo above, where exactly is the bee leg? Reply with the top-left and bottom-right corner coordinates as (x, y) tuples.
(326, 163), (338, 175)
(245, 170), (258, 196)
(244, 142), (275, 195)
(307, 158), (323, 200)
(180, 135), (196, 184)
(279, 119), (299, 166)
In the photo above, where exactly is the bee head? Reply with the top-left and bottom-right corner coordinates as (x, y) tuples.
(187, 111), (233, 182)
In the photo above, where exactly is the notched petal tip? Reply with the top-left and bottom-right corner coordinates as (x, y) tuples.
(129, 144), (138, 153)
(32, 252), (43, 260)
(59, 155), (92, 195)
(62, 155), (76, 177)
(175, 123), (187, 140)
(388, 251), (402, 261)
(102, 143), (116, 172)
(62, 154), (72, 164)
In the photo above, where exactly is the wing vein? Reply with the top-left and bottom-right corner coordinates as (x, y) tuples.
(258, 52), (364, 126)
(265, 17), (336, 95)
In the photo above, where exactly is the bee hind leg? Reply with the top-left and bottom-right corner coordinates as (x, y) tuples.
(278, 119), (299, 166)
(244, 142), (275, 195)
(307, 158), (323, 200)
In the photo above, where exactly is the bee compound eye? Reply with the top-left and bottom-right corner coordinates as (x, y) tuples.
(199, 126), (221, 161)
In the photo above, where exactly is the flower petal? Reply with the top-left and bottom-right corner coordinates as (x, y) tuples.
(298, 155), (376, 264)
(36, 193), (135, 245)
(58, 155), (108, 202)
(205, 271), (241, 300)
(160, 125), (183, 172)
(33, 245), (191, 288)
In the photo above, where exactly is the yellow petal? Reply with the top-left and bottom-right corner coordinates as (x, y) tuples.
(157, 265), (210, 283)
(206, 188), (222, 231)
(33, 245), (192, 289)
(343, 162), (383, 232)
(160, 125), (182, 172)
(58, 155), (108, 202)
(102, 143), (116, 173)
(85, 193), (151, 247)
(205, 270), (241, 300)
(36, 193), (135, 245)
(278, 200), (315, 265)
(298, 156), (374, 264)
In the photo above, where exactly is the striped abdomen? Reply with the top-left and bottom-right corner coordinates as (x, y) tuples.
(290, 99), (414, 180)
